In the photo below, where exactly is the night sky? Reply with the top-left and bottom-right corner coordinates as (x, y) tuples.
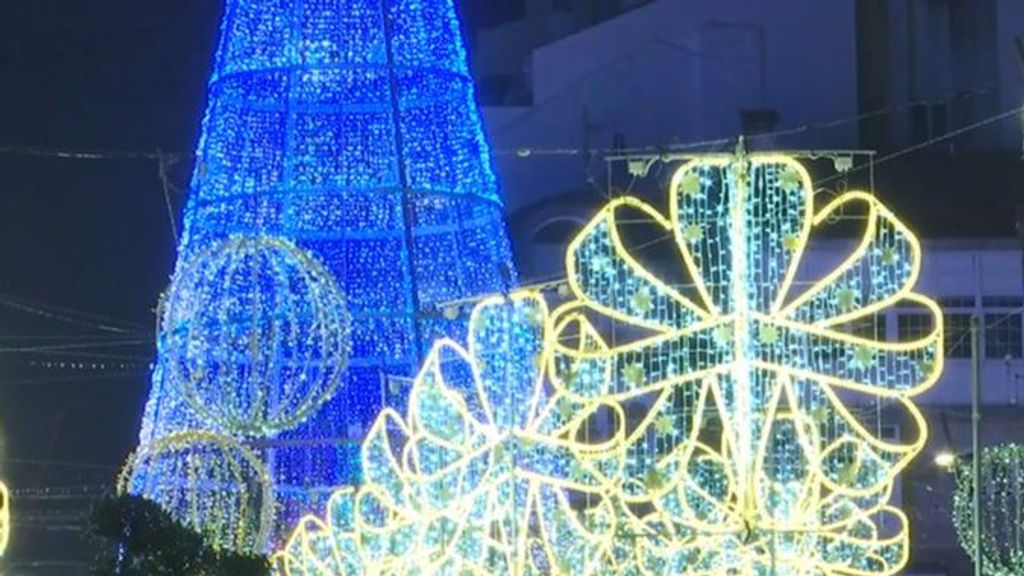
(0, 3), (219, 566)
(0, 0), (1022, 570)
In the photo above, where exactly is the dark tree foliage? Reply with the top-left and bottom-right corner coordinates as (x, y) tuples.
(88, 494), (270, 576)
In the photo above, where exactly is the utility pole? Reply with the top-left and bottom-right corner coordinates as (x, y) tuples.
(970, 315), (982, 576)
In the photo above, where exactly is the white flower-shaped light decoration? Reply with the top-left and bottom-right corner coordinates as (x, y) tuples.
(275, 293), (630, 575)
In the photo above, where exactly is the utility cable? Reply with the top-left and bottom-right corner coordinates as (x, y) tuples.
(0, 294), (148, 334)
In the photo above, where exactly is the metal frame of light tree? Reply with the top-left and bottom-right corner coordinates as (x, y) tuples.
(274, 153), (943, 575)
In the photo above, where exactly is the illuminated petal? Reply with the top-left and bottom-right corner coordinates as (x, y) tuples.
(360, 410), (409, 507)
(786, 378), (926, 496)
(548, 310), (612, 399)
(568, 198), (708, 330)
(408, 342), (473, 446)
(784, 193), (921, 327)
(469, 293), (549, 430)
(751, 308), (942, 397)
(671, 158), (813, 315)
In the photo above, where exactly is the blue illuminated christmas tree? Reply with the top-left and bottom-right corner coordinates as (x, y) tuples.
(127, 0), (515, 549)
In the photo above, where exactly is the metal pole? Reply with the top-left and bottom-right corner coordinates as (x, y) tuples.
(970, 314), (982, 576)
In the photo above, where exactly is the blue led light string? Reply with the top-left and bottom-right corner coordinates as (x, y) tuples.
(380, 0), (425, 365)
(127, 0), (516, 549)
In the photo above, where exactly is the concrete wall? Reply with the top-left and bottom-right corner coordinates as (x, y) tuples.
(875, 0), (1023, 151)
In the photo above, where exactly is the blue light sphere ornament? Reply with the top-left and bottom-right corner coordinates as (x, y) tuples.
(131, 0), (517, 547)
(162, 235), (350, 437)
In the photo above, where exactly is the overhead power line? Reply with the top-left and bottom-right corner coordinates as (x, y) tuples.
(0, 144), (172, 162)
(0, 84), (1014, 163)
(0, 294), (148, 334)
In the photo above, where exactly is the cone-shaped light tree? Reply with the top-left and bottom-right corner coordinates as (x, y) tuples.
(125, 0), (515, 550)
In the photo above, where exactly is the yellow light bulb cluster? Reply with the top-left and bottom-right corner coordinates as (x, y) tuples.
(274, 154), (942, 575)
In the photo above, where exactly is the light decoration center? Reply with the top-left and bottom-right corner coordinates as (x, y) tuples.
(275, 154), (943, 574)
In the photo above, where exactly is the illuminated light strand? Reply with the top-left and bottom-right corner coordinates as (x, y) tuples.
(274, 154), (941, 575)
(953, 443), (1024, 576)
(275, 293), (629, 574)
(118, 431), (274, 554)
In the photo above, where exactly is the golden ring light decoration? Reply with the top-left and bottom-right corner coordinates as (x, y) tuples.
(274, 153), (942, 575)
(118, 431), (274, 554)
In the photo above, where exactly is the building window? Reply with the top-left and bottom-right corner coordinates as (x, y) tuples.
(985, 313), (1022, 359)
(909, 102), (948, 144)
(850, 314), (887, 341)
(945, 314), (972, 358)
(938, 295), (975, 309)
(982, 296), (1024, 308)
(897, 313), (933, 342)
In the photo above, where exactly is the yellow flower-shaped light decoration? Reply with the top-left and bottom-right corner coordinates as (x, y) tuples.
(275, 153), (943, 575)
(548, 154), (942, 574)
(275, 293), (629, 575)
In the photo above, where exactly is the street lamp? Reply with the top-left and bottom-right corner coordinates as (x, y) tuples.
(934, 451), (957, 470)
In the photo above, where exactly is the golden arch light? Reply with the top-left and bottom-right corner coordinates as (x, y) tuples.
(0, 481), (9, 557)
(274, 153), (942, 575)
